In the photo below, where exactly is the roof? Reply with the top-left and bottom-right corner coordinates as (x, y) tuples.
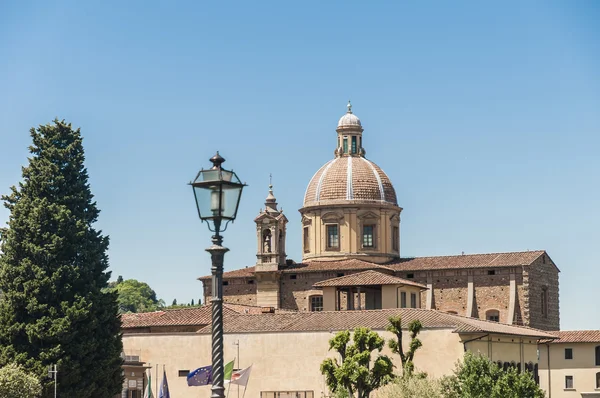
(389, 250), (547, 271)
(120, 303), (265, 329)
(199, 251), (551, 281)
(314, 270), (427, 289)
(195, 308), (556, 339)
(546, 330), (600, 343)
(303, 156), (398, 207)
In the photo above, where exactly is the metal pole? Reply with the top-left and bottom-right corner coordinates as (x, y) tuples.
(207, 227), (229, 398)
(155, 363), (158, 398)
(54, 364), (57, 398)
(237, 340), (240, 398)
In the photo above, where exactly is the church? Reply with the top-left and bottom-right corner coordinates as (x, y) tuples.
(200, 102), (560, 331)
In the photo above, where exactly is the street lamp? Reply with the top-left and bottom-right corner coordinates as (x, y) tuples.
(191, 151), (246, 398)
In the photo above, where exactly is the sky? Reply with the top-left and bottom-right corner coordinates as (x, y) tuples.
(0, 1), (599, 330)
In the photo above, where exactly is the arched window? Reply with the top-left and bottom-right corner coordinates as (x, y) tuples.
(486, 309), (500, 322)
(596, 346), (600, 366)
(263, 229), (272, 253)
(596, 372), (600, 389)
(309, 295), (323, 312)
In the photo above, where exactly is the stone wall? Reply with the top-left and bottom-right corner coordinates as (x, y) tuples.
(523, 254), (560, 330)
(202, 278), (257, 307)
(280, 271), (346, 311)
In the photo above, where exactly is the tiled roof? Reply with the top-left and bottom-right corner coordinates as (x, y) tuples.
(303, 156), (398, 206)
(389, 250), (546, 271)
(546, 330), (600, 343)
(198, 251), (550, 281)
(314, 270), (427, 289)
(120, 303), (265, 328)
(195, 308), (556, 339)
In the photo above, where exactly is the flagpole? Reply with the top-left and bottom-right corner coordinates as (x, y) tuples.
(236, 340), (240, 398)
(155, 363), (158, 397)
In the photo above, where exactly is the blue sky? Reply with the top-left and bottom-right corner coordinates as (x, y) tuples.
(0, 1), (598, 329)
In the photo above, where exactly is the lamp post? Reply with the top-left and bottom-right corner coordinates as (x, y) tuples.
(190, 152), (246, 398)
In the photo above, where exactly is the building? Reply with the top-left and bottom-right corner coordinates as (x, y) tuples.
(200, 102), (560, 331)
(122, 307), (555, 398)
(539, 330), (600, 398)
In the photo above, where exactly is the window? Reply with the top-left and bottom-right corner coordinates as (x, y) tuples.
(565, 375), (573, 389)
(362, 225), (374, 248)
(541, 287), (548, 318)
(343, 137), (348, 154)
(337, 273), (344, 277)
(487, 270), (495, 275)
(223, 281), (229, 286)
(410, 293), (417, 308)
(392, 226), (399, 251)
(310, 296), (323, 312)
(486, 310), (500, 322)
(178, 370), (190, 377)
(247, 280), (254, 284)
(596, 372), (600, 389)
(406, 273), (414, 279)
(261, 392), (314, 398)
(400, 292), (407, 308)
(351, 136), (357, 154)
(290, 274), (297, 280)
(326, 225), (339, 249)
(303, 227), (310, 253)
(565, 348), (573, 360)
(596, 346), (600, 366)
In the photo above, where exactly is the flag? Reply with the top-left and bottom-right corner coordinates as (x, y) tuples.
(224, 360), (235, 381)
(229, 365), (252, 387)
(143, 370), (153, 398)
(159, 369), (170, 398)
(187, 365), (212, 386)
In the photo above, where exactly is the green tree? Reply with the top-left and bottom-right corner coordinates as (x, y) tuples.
(0, 120), (123, 397)
(0, 363), (43, 398)
(321, 327), (394, 398)
(440, 352), (545, 398)
(172, 298), (177, 306)
(387, 316), (423, 377)
(191, 299), (195, 306)
(106, 278), (164, 313)
(375, 374), (441, 398)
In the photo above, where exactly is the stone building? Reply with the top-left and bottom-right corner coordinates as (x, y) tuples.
(200, 102), (560, 331)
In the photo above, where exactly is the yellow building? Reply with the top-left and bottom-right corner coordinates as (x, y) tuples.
(539, 330), (600, 398)
(122, 307), (555, 398)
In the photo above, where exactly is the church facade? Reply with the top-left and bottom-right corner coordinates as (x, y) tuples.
(200, 103), (560, 331)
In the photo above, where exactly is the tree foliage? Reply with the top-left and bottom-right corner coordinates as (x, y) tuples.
(386, 316), (423, 376)
(321, 327), (394, 398)
(0, 363), (43, 398)
(440, 352), (545, 398)
(375, 374), (441, 398)
(0, 120), (123, 397)
(105, 277), (164, 313)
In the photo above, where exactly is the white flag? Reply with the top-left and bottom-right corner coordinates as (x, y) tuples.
(229, 365), (253, 387)
(144, 370), (154, 398)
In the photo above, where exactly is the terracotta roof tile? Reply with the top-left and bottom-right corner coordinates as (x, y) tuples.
(121, 303), (264, 328)
(199, 251), (550, 281)
(314, 270), (427, 289)
(195, 308), (556, 339)
(389, 250), (546, 271)
(547, 330), (600, 343)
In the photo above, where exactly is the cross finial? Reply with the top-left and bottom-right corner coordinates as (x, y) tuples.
(269, 173), (273, 190)
(347, 100), (352, 113)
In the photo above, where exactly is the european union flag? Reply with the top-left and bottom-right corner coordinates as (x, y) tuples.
(159, 369), (170, 398)
(187, 365), (212, 386)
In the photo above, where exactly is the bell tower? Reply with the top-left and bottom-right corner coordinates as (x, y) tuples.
(254, 181), (287, 308)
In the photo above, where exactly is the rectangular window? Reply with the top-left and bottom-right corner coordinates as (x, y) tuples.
(310, 296), (323, 312)
(487, 270), (495, 275)
(406, 273), (414, 279)
(392, 226), (399, 251)
(565, 348), (573, 360)
(596, 346), (600, 366)
(351, 136), (357, 154)
(343, 137), (348, 154)
(303, 227), (310, 253)
(565, 375), (573, 389)
(178, 370), (190, 377)
(410, 293), (417, 308)
(327, 225), (339, 249)
(400, 292), (407, 308)
(363, 225), (374, 248)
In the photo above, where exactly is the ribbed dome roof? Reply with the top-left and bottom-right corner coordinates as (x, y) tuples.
(338, 112), (361, 128)
(303, 157), (397, 206)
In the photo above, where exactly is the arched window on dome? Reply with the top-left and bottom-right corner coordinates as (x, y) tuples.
(343, 137), (348, 154)
(351, 136), (357, 154)
(486, 309), (500, 322)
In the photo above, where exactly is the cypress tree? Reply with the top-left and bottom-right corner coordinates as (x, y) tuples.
(0, 120), (123, 397)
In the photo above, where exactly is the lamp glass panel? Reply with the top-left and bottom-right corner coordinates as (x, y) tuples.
(221, 184), (242, 219)
(193, 185), (219, 219)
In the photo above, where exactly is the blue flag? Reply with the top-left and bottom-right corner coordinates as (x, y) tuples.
(159, 369), (170, 398)
(187, 365), (212, 386)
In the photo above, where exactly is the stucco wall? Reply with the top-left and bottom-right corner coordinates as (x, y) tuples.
(539, 343), (600, 398)
(123, 328), (465, 398)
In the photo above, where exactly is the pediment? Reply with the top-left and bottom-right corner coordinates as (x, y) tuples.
(358, 211), (379, 220)
(321, 211), (344, 223)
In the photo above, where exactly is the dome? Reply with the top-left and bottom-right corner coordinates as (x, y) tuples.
(337, 112), (361, 128)
(303, 156), (398, 207)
